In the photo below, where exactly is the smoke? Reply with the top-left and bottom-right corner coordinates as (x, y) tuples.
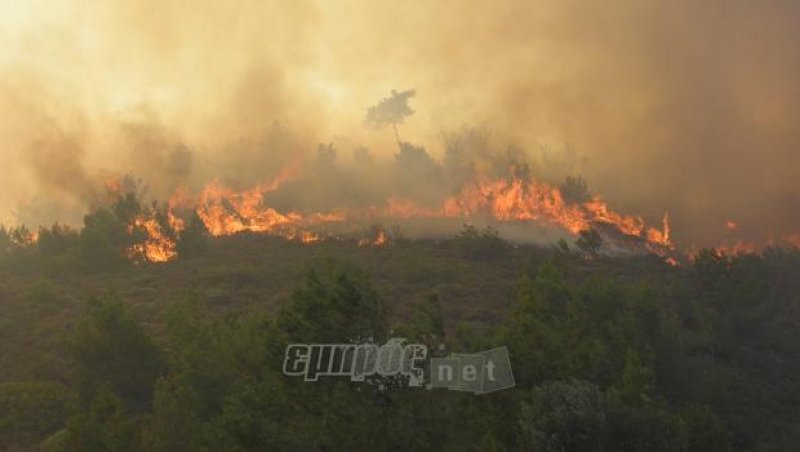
(1, 0), (799, 247)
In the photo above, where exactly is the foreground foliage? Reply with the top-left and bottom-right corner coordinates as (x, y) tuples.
(1, 233), (799, 450)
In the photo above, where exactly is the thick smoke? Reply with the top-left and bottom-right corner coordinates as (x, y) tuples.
(1, 0), (799, 247)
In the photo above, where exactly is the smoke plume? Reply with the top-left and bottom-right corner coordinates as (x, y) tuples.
(1, 0), (799, 248)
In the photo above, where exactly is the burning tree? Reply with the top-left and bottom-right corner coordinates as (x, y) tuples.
(364, 89), (416, 146)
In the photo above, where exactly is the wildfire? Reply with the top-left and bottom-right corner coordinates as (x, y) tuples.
(686, 221), (800, 260)
(127, 216), (178, 263)
(194, 180), (345, 240)
(358, 227), (389, 247)
(298, 231), (322, 244)
(16, 229), (39, 246)
(387, 178), (672, 252)
(646, 212), (671, 248)
(441, 179), (590, 233)
(122, 171), (676, 263)
(716, 240), (758, 256)
(196, 180), (296, 236)
(29, 166), (800, 265)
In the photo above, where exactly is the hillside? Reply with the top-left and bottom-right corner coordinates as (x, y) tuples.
(1, 228), (799, 450)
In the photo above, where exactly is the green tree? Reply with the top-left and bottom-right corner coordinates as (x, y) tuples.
(36, 223), (79, 256)
(520, 380), (609, 452)
(79, 209), (131, 270)
(576, 228), (603, 259)
(395, 293), (445, 345)
(277, 260), (387, 342)
(71, 296), (167, 412)
(521, 380), (688, 452)
(0, 381), (75, 449)
(58, 385), (140, 452)
(454, 224), (511, 260)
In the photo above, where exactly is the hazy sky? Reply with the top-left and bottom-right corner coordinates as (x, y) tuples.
(1, 0), (798, 245)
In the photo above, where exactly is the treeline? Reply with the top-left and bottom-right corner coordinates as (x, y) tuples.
(1, 246), (799, 451)
(0, 194), (209, 273)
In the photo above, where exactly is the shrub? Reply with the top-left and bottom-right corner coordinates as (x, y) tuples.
(454, 224), (511, 260)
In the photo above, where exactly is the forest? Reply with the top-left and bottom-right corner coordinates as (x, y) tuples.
(3, 1), (800, 451)
(1, 198), (798, 451)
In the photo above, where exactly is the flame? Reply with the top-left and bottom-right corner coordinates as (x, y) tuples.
(196, 180), (291, 236)
(375, 229), (389, 246)
(682, 221), (800, 261)
(441, 179), (589, 233)
(17, 229), (39, 246)
(385, 197), (438, 219)
(128, 216), (177, 263)
(695, 240), (757, 258)
(299, 231), (321, 244)
(12, 158), (799, 265)
(386, 178), (672, 252)
(646, 212), (671, 248)
(104, 176), (124, 197)
(194, 179), (344, 241)
(358, 226), (389, 247)
(28, 167), (800, 265)
(168, 212), (185, 235)
(128, 172), (674, 262)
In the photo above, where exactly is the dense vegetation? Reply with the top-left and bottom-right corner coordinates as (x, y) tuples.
(1, 204), (799, 451)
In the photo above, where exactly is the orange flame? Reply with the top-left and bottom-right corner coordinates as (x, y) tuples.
(128, 216), (177, 263)
(194, 179), (344, 242)
(387, 178), (672, 252)
(131, 170), (677, 262)
(646, 212), (671, 248)
(358, 227), (389, 247)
